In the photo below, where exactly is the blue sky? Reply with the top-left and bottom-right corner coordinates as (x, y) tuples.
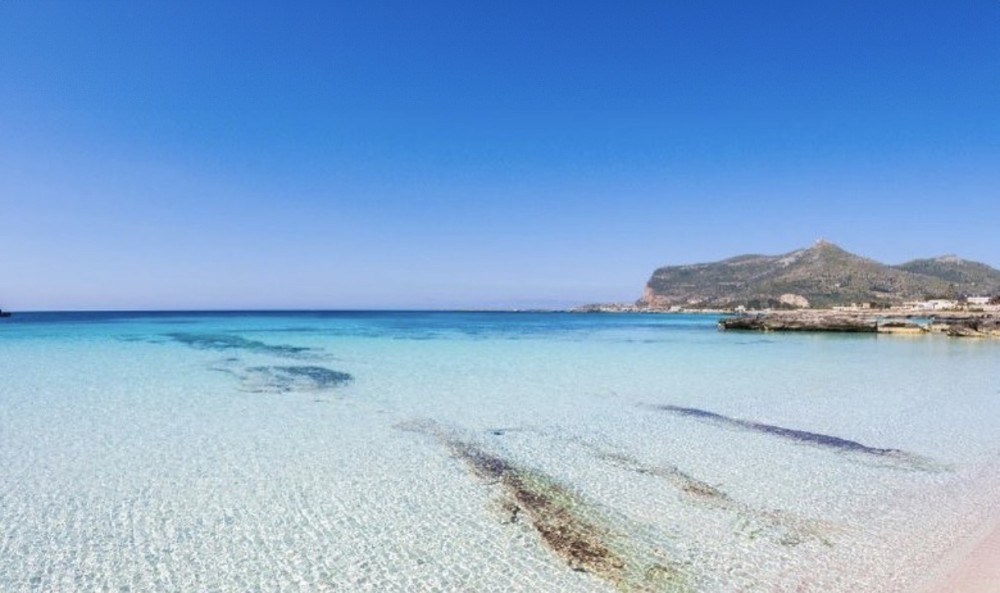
(1, 1), (998, 310)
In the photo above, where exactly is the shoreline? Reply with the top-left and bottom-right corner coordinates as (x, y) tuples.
(714, 309), (1000, 338)
(923, 516), (1000, 593)
(572, 304), (999, 317)
(572, 305), (1000, 338)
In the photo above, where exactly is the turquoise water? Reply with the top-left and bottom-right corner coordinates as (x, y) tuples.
(1, 311), (998, 592)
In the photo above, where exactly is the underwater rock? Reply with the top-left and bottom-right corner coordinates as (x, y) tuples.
(654, 405), (898, 455)
(594, 450), (727, 503)
(235, 365), (353, 393)
(534, 430), (837, 546)
(398, 419), (688, 592)
(165, 332), (319, 358)
(521, 429), (728, 506)
(648, 404), (942, 471)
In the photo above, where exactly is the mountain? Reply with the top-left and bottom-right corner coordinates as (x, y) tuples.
(638, 241), (1000, 309)
(895, 256), (1000, 292)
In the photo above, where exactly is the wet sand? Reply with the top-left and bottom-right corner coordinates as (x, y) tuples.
(926, 518), (1000, 593)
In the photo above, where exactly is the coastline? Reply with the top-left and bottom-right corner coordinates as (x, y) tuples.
(571, 303), (999, 318)
(923, 516), (1000, 593)
(714, 309), (1000, 337)
(571, 304), (1000, 338)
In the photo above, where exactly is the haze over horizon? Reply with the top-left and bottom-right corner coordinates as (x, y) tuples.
(2, 2), (999, 310)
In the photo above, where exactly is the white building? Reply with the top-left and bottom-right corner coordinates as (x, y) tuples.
(904, 300), (958, 311)
(927, 299), (958, 310)
(967, 296), (991, 306)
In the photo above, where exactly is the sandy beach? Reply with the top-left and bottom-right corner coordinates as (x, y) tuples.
(925, 518), (1000, 593)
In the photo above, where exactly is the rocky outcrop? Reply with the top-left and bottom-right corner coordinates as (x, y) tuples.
(939, 317), (1000, 338)
(779, 293), (810, 308)
(875, 321), (928, 335)
(718, 312), (877, 332)
(719, 312), (999, 338)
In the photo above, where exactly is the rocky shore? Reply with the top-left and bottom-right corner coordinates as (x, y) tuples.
(718, 310), (1000, 338)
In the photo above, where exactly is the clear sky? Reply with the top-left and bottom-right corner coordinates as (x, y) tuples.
(1, 1), (998, 310)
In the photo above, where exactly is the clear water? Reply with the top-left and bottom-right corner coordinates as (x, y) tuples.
(1, 311), (998, 592)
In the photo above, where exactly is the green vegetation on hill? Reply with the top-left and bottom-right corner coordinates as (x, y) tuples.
(896, 256), (1000, 292)
(639, 241), (1000, 309)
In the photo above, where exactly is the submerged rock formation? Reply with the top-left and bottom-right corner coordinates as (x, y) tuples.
(208, 360), (352, 393)
(540, 433), (837, 547)
(163, 332), (353, 393)
(647, 404), (944, 472)
(239, 365), (353, 393)
(165, 332), (320, 358)
(398, 419), (688, 593)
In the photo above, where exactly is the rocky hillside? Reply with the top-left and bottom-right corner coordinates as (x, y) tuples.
(638, 241), (1000, 309)
(896, 256), (1000, 291)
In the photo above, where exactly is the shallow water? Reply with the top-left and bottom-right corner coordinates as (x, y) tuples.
(1, 311), (998, 592)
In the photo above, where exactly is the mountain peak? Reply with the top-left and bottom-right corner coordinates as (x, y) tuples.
(809, 239), (843, 251)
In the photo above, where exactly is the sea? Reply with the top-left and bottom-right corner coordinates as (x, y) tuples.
(1, 311), (998, 593)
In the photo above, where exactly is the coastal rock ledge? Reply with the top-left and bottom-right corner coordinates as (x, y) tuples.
(719, 312), (1000, 338)
(939, 317), (1000, 338)
(718, 312), (877, 333)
